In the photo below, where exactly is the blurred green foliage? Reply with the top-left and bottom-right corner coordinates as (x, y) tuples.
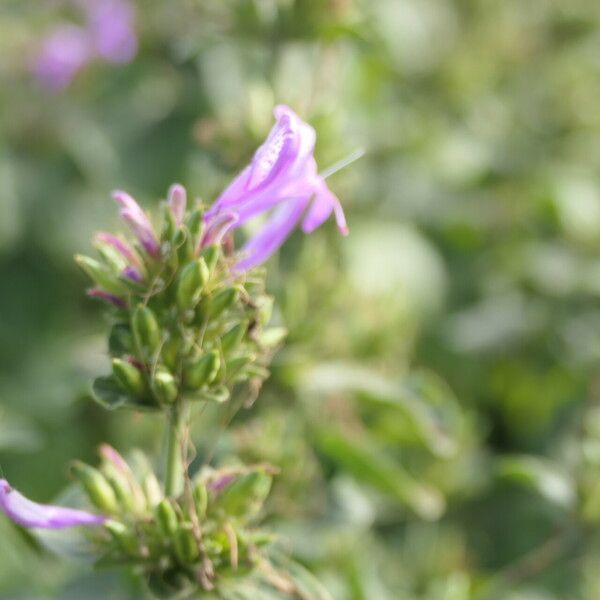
(1, 0), (600, 598)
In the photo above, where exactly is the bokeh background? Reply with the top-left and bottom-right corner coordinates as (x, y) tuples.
(1, 1), (600, 598)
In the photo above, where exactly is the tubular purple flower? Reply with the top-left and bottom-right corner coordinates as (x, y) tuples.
(32, 25), (93, 91)
(168, 184), (187, 226)
(0, 479), (106, 529)
(201, 211), (239, 248)
(95, 232), (140, 266)
(204, 105), (348, 271)
(87, 287), (126, 308)
(113, 191), (160, 257)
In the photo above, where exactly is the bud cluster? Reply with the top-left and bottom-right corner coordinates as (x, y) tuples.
(76, 189), (285, 412)
(73, 445), (274, 596)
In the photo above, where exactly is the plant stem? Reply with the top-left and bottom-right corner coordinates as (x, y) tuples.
(165, 402), (185, 497)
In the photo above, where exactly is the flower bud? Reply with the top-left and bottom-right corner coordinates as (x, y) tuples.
(156, 499), (179, 537)
(176, 258), (209, 310)
(105, 520), (138, 554)
(151, 366), (179, 404)
(192, 480), (208, 519)
(201, 244), (220, 274)
(102, 464), (135, 512)
(75, 255), (127, 295)
(143, 472), (162, 508)
(220, 322), (247, 355)
(132, 304), (161, 357)
(186, 209), (203, 242)
(224, 354), (255, 382)
(175, 230), (195, 265)
(72, 462), (118, 513)
(184, 351), (220, 389)
(174, 524), (200, 563)
(206, 287), (239, 320)
(112, 358), (146, 396)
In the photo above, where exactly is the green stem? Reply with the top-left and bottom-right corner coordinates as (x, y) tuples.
(165, 403), (185, 497)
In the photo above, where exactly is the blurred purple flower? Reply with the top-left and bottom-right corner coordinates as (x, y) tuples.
(113, 190), (160, 257)
(168, 184), (187, 226)
(33, 25), (93, 91)
(204, 105), (348, 271)
(87, 287), (126, 308)
(0, 479), (106, 529)
(33, 0), (137, 91)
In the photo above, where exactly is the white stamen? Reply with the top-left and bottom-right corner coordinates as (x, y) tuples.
(320, 147), (366, 180)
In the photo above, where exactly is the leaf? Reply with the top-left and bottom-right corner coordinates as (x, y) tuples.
(315, 427), (445, 521)
(497, 455), (575, 510)
(92, 376), (158, 412)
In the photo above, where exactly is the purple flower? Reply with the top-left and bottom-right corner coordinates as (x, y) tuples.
(122, 265), (143, 283)
(87, 287), (126, 308)
(113, 191), (160, 257)
(95, 232), (140, 266)
(0, 479), (106, 529)
(204, 105), (348, 271)
(33, 25), (93, 91)
(80, 0), (137, 64)
(168, 184), (187, 226)
(33, 0), (137, 91)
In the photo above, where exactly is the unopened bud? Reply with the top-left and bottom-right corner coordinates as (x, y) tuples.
(105, 520), (138, 554)
(72, 462), (118, 513)
(156, 499), (179, 537)
(112, 358), (146, 396)
(174, 524), (200, 563)
(184, 351), (220, 389)
(206, 287), (239, 319)
(143, 472), (162, 508)
(175, 230), (195, 265)
(151, 366), (178, 404)
(192, 480), (208, 519)
(186, 209), (203, 242)
(102, 464), (135, 512)
(75, 255), (127, 295)
(177, 258), (209, 310)
(201, 244), (220, 274)
(220, 322), (247, 355)
(224, 354), (254, 381)
(132, 304), (161, 357)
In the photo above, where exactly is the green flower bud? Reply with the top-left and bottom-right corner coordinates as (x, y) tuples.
(201, 244), (220, 274)
(143, 472), (162, 508)
(225, 354), (255, 381)
(220, 322), (247, 355)
(177, 259), (209, 310)
(161, 334), (181, 371)
(192, 480), (208, 519)
(161, 204), (177, 241)
(151, 366), (179, 404)
(105, 520), (138, 554)
(156, 499), (179, 537)
(72, 462), (118, 513)
(102, 464), (135, 512)
(207, 287), (239, 320)
(258, 327), (288, 348)
(184, 351), (220, 389)
(75, 255), (127, 295)
(174, 524), (200, 563)
(132, 304), (161, 357)
(112, 358), (146, 396)
(186, 209), (203, 242)
(175, 230), (195, 265)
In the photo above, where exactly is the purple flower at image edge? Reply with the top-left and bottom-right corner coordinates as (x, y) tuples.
(0, 479), (106, 529)
(203, 105), (348, 271)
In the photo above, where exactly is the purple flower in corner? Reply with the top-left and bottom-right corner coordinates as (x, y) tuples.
(203, 105), (348, 271)
(0, 479), (106, 529)
(33, 0), (137, 91)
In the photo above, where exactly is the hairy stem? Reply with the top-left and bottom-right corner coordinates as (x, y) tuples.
(165, 402), (186, 497)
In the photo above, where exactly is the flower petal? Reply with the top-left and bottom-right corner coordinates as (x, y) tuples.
(112, 190), (160, 257)
(167, 183), (187, 226)
(235, 198), (308, 271)
(0, 479), (106, 529)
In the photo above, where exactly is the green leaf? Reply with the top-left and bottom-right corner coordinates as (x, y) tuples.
(314, 427), (445, 520)
(92, 376), (158, 412)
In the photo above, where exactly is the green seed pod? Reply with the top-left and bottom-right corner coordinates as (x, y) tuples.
(75, 255), (127, 295)
(132, 304), (161, 357)
(207, 287), (239, 319)
(72, 462), (118, 513)
(177, 258), (209, 310)
(174, 524), (200, 563)
(156, 499), (179, 537)
(201, 244), (220, 274)
(220, 322), (247, 355)
(184, 351), (220, 389)
(112, 358), (146, 396)
(192, 480), (208, 519)
(151, 366), (179, 404)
